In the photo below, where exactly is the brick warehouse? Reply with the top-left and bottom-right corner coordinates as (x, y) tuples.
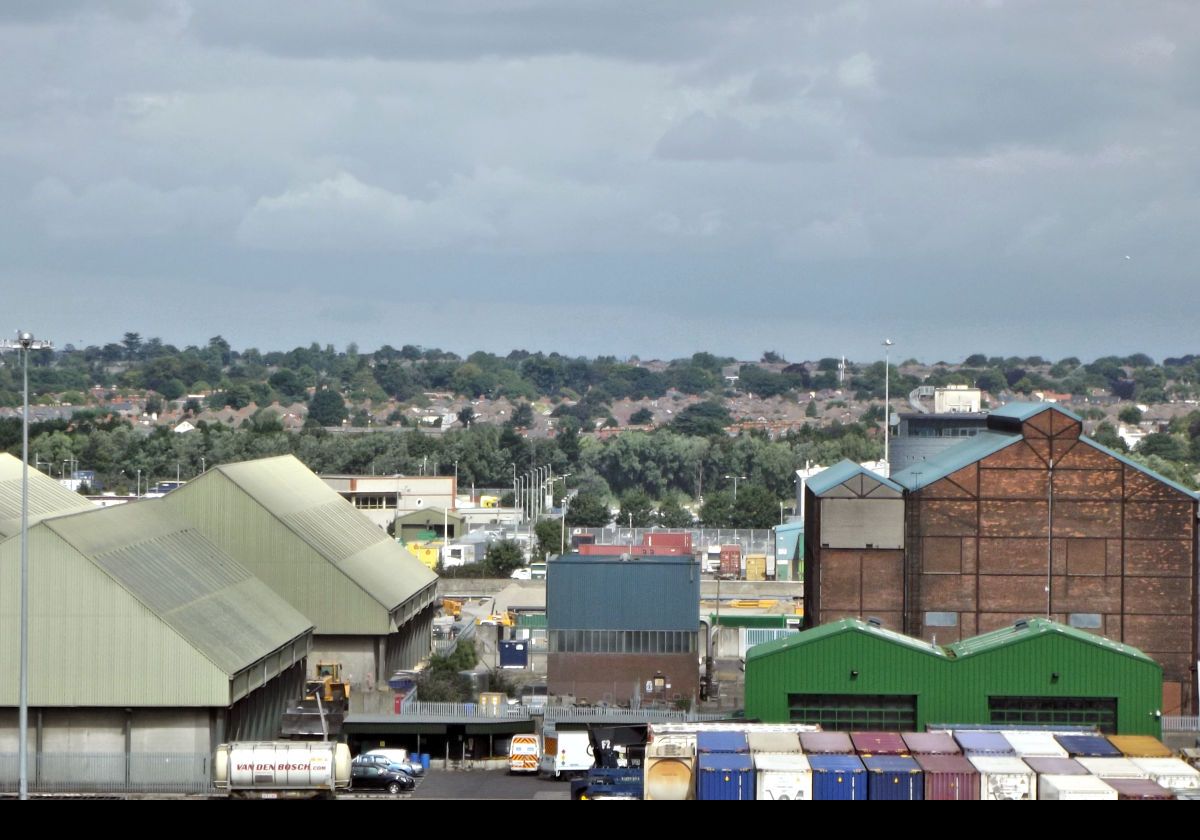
(804, 403), (1198, 714)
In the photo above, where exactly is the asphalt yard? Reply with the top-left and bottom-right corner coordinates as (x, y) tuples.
(410, 769), (571, 800)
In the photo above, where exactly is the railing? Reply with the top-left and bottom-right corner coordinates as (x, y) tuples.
(1163, 715), (1200, 732)
(541, 706), (727, 723)
(391, 701), (531, 720)
(389, 700), (725, 723)
(0, 752), (211, 795)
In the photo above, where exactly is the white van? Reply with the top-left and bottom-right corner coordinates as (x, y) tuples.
(538, 725), (592, 779)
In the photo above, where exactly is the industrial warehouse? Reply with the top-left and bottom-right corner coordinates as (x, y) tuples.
(804, 403), (1198, 714)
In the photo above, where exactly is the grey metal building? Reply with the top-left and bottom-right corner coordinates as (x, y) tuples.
(161, 455), (439, 695)
(547, 553), (701, 705)
(889, 412), (991, 472)
(0, 501), (313, 793)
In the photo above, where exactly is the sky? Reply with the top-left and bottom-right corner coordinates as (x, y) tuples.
(2, 1), (1198, 364)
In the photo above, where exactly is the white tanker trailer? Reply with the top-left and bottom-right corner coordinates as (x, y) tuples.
(213, 741), (352, 799)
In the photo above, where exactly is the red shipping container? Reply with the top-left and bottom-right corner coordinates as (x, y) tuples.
(643, 532), (692, 551)
(719, 545), (741, 576)
(851, 732), (909, 756)
(916, 754), (980, 800)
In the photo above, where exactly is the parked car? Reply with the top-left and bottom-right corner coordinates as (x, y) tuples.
(351, 763), (415, 795)
(355, 751), (426, 778)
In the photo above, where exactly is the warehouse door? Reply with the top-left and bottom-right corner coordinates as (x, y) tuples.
(988, 696), (1117, 733)
(787, 694), (917, 731)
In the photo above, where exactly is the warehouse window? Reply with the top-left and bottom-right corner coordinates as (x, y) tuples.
(1068, 613), (1102, 630)
(988, 696), (1117, 734)
(787, 694), (917, 732)
(924, 612), (958, 628)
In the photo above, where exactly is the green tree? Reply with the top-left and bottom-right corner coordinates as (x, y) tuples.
(671, 401), (731, 437)
(699, 491), (734, 527)
(1137, 433), (1187, 461)
(629, 407), (654, 425)
(533, 519), (563, 561)
(805, 401), (818, 419)
(731, 485), (781, 528)
(307, 389), (348, 427)
(1118, 405), (1143, 425)
(510, 402), (535, 428)
(483, 540), (525, 577)
(657, 497), (695, 528)
(567, 491), (611, 527)
(618, 489), (655, 527)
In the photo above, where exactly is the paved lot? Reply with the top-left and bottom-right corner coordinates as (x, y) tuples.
(411, 769), (570, 800)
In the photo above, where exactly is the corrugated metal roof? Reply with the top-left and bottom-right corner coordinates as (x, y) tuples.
(548, 553), (700, 630)
(945, 617), (1155, 664)
(989, 401), (1082, 423)
(0, 453), (94, 538)
(746, 618), (948, 662)
(890, 431), (1020, 490)
(194, 456), (437, 614)
(43, 501), (313, 677)
(1077, 438), (1198, 500)
(806, 459), (902, 497)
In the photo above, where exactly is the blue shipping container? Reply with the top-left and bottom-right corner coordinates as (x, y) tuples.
(807, 755), (867, 801)
(697, 753), (755, 800)
(697, 730), (749, 754)
(954, 731), (1013, 755)
(1055, 734), (1122, 758)
(863, 755), (924, 801)
(498, 641), (529, 668)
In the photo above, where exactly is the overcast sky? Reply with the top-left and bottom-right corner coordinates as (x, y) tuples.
(3, 2), (1197, 363)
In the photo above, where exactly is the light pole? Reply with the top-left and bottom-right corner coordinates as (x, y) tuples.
(1, 330), (53, 801)
(883, 338), (894, 471)
(723, 474), (747, 501)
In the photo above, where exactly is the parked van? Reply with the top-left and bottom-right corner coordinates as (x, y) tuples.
(509, 735), (540, 774)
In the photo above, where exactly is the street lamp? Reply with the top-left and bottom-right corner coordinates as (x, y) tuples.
(883, 338), (894, 471)
(0, 330), (53, 801)
(723, 474), (747, 501)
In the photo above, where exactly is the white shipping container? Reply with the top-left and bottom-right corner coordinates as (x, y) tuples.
(754, 753), (812, 801)
(1002, 731), (1068, 757)
(968, 755), (1035, 800)
(1038, 774), (1118, 800)
(1130, 757), (1200, 790)
(1076, 757), (1149, 779)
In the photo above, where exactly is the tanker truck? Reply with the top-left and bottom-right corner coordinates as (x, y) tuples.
(213, 741), (352, 799)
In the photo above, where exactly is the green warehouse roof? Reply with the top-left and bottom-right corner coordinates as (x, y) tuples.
(747, 618), (948, 662)
(162, 455), (437, 634)
(946, 617), (1156, 665)
(807, 459), (903, 497)
(0, 453), (94, 539)
(1, 500), (312, 706)
(890, 431), (1021, 490)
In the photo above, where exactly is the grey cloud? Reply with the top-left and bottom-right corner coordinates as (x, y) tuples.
(654, 112), (841, 162)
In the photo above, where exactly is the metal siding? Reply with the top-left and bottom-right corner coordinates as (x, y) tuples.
(163, 458), (437, 633)
(547, 555), (700, 631)
(0, 454), (94, 538)
(696, 753), (755, 800)
(808, 755), (867, 800)
(1, 528), (230, 706)
(863, 756), (924, 800)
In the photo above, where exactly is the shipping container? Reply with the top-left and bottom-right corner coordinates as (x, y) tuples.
(901, 732), (961, 755)
(1129, 757), (1200, 791)
(851, 731), (909, 756)
(1055, 733), (1122, 758)
(1107, 735), (1173, 758)
(953, 731), (1014, 755)
(747, 732), (801, 754)
(863, 755), (923, 801)
(719, 545), (741, 578)
(1038, 774), (1117, 800)
(642, 531), (692, 551)
(808, 754), (867, 801)
(1105, 778), (1175, 800)
(697, 730), (749, 754)
(753, 752), (813, 801)
(1002, 730), (1068, 758)
(915, 754), (979, 800)
(644, 735), (696, 801)
(1076, 757), (1148, 779)
(968, 755), (1035, 801)
(744, 554), (767, 582)
(498, 640), (529, 669)
(697, 753), (755, 801)
(800, 732), (854, 754)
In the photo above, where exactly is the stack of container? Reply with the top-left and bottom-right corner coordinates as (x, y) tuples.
(953, 731), (1014, 757)
(1130, 757), (1200, 794)
(851, 731), (908, 756)
(1038, 774), (1118, 800)
(1002, 730), (1068, 758)
(901, 732), (961, 756)
(696, 731), (754, 801)
(968, 755), (1035, 800)
(1055, 733), (1123, 759)
(748, 731), (811, 801)
(1107, 735), (1173, 758)
(1104, 778), (1175, 800)
(800, 732), (854, 755)
(915, 754), (980, 800)
(807, 754), (867, 800)
(861, 756), (924, 801)
(1075, 757), (1150, 781)
(644, 733), (697, 801)
(1023, 757), (1090, 799)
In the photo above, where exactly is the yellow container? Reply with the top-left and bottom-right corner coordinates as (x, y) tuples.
(745, 554), (767, 581)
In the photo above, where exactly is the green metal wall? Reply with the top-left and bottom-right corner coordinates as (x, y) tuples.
(0, 529), (232, 707)
(745, 621), (1163, 736)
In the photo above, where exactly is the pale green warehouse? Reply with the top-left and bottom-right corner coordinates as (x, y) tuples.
(161, 455), (439, 695)
(0, 453), (93, 539)
(0, 501), (313, 793)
